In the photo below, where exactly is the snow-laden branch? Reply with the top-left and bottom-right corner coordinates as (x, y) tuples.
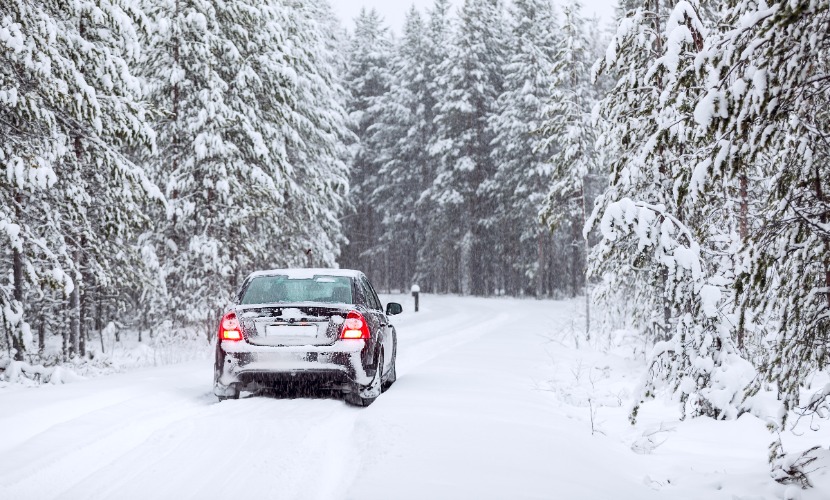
(596, 198), (720, 307)
(594, 198), (754, 422)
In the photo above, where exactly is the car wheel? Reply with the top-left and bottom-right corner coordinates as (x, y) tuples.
(346, 350), (383, 407)
(382, 353), (396, 391)
(217, 390), (239, 402)
(216, 384), (240, 402)
(214, 367), (240, 401)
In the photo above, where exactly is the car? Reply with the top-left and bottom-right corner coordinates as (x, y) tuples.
(213, 268), (402, 406)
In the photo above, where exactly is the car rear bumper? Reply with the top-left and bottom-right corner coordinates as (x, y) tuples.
(214, 339), (373, 395)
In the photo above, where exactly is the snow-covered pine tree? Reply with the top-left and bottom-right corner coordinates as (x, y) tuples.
(1, 0), (160, 359)
(592, 0), (690, 342)
(340, 8), (393, 286)
(590, 0), (751, 420)
(428, 0), (508, 295)
(271, 0), (351, 269)
(412, 0), (456, 292)
(349, 0), (456, 294)
(424, 0), (454, 107)
(694, 0), (830, 427)
(541, 0), (605, 230)
(486, 0), (559, 297)
(538, 0), (607, 324)
(368, 7), (434, 292)
(139, 0), (310, 331)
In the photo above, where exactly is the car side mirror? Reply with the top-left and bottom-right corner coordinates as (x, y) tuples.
(385, 302), (403, 316)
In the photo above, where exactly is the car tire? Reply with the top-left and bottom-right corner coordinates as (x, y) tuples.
(214, 366), (240, 401)
(382, 353), (396, 391)
(217, 392), (239, 402)
(217, 385), (240, 402)
(345, 350), (383, 407)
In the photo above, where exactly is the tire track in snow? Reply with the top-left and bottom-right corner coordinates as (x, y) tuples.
(242, 402), (363, 500)
(50, 396), (365, 500)
(0, 390), (215, 500)
(59, 397), (267, 500)
(398, 310), (513, 376)
(0, 389), (139, 454)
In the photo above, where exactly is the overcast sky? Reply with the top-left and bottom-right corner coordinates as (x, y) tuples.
(331, 0), (619, 34)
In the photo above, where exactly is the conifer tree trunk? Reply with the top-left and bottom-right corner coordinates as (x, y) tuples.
(661, 267), (671, 341)
(817, 164), (830, 311)
(11, 191), (25, 360)
(170, 3), (180, 234)
(739, 174), (748, 240)
(38, 317), (45, 355)
(471, 228), (485, 296)
(79, 275), (87, 357)
(653, 0), (670, 344)
(12, 250), (23, 306)
(69, 268), (80, 358)
(62, 328), (69, 360)
(461, 230), (473, 295)
(738, 173), (749, 349)
(582, 183), (590, 341)
(96, 292), (105, 354)
(536, 234), (544, 299)
(69, 136), (83, 358)
(385, 253), (390, 293)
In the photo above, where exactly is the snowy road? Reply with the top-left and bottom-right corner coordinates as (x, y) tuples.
(0, 296), (799, 500)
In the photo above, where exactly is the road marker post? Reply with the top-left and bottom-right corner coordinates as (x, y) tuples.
(411, 284), (420, 313)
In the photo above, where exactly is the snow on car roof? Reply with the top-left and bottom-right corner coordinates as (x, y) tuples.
(245, 268), (364, 280)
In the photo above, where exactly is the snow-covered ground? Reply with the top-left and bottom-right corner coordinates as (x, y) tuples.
(0, 325), (212, 390)
(1, 295), (828, 500)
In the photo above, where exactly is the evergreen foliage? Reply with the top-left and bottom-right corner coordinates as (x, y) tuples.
(139, 0), (350, 331)
(339, 8), (393, 289)
(428, 0), (508, 295)
(1, 0), (160, 359)
(695, 0), (830, 422)
(587, 0), (829, 483)
(368, 7), (435, 292)
(341, 0), (608, 299)
(539, 0), (607, 300)
(487, 0), (559, 297)
(1, 0), (350, 359)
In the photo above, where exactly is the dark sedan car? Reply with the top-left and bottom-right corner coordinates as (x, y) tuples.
(213, 269), (401, 406)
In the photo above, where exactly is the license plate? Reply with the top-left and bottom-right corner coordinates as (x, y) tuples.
(265, 325), (318, 337)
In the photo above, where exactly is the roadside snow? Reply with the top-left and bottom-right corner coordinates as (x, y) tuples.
(0, 327), (212, 390)
(0, 295), (828, 499)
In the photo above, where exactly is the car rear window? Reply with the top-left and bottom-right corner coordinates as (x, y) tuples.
(240, 275), (353, 305)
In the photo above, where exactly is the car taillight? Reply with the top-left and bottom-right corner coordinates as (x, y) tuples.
(340, 310), (370, 340)
(219, 312), (243, 341)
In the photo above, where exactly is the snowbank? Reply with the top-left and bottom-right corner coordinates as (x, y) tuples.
(0, 326), (212, 390)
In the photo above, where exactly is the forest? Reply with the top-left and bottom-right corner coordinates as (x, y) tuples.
(1, 0), (829, 486)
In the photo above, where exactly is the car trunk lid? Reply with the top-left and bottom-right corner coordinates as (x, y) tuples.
(237, 304), (350, 347)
